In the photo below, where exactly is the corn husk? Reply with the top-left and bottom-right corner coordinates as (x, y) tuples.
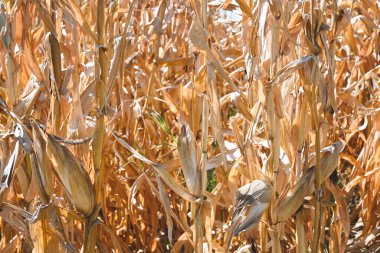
(275, 142), (344, 222)
(232, 179), (273, 235)
(45, 133), (95, 216)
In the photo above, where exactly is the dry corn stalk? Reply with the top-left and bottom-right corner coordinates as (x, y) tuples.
(0, 0), (378, 251)
(275, 141), (344, 222)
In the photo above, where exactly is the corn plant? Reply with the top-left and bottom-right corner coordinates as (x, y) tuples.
(0, 0), (379, 252)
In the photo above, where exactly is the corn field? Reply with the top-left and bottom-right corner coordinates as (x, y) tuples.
(0, 0), (379, 252)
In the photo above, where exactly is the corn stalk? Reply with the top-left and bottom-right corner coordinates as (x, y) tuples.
(86, 0), (107, 251)
(304, 61), (322, 253)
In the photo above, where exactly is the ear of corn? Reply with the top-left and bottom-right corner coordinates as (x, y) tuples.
(275, 141), (344, 222)
(177, 122), (198, 194)
(232, 179), (273, 235)
(45, 132), (95, 217)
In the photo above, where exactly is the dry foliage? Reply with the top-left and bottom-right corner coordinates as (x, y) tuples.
(0, 0), (379, 252)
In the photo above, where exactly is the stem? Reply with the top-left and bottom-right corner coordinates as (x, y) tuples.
(87, 0), (107, 251)
(194, 95), (208, 253)
(41, 208), (47, 252)
(304, 62), (322, 253)
(270, 15), (281, 253)
(296, 210), (307, 253)
(49, 0), (62, 134)
(296, 91), (307, 253)
(312, 122), (322, 253)
(296, 91), (307, 179)
(261, 210), (268, 252)
(194, 4), (209, 251)
(94, 0), (107, 211)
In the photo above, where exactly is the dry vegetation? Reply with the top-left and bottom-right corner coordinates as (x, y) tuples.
(0, 0), (379, 252)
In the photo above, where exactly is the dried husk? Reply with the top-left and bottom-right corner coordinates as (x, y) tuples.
(45, 133), (95, 216)
(177, 122), (198, 194)
(275, 142), (344, 222)
(232, 179), (273, 235)
(31, 120), (54, 202)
